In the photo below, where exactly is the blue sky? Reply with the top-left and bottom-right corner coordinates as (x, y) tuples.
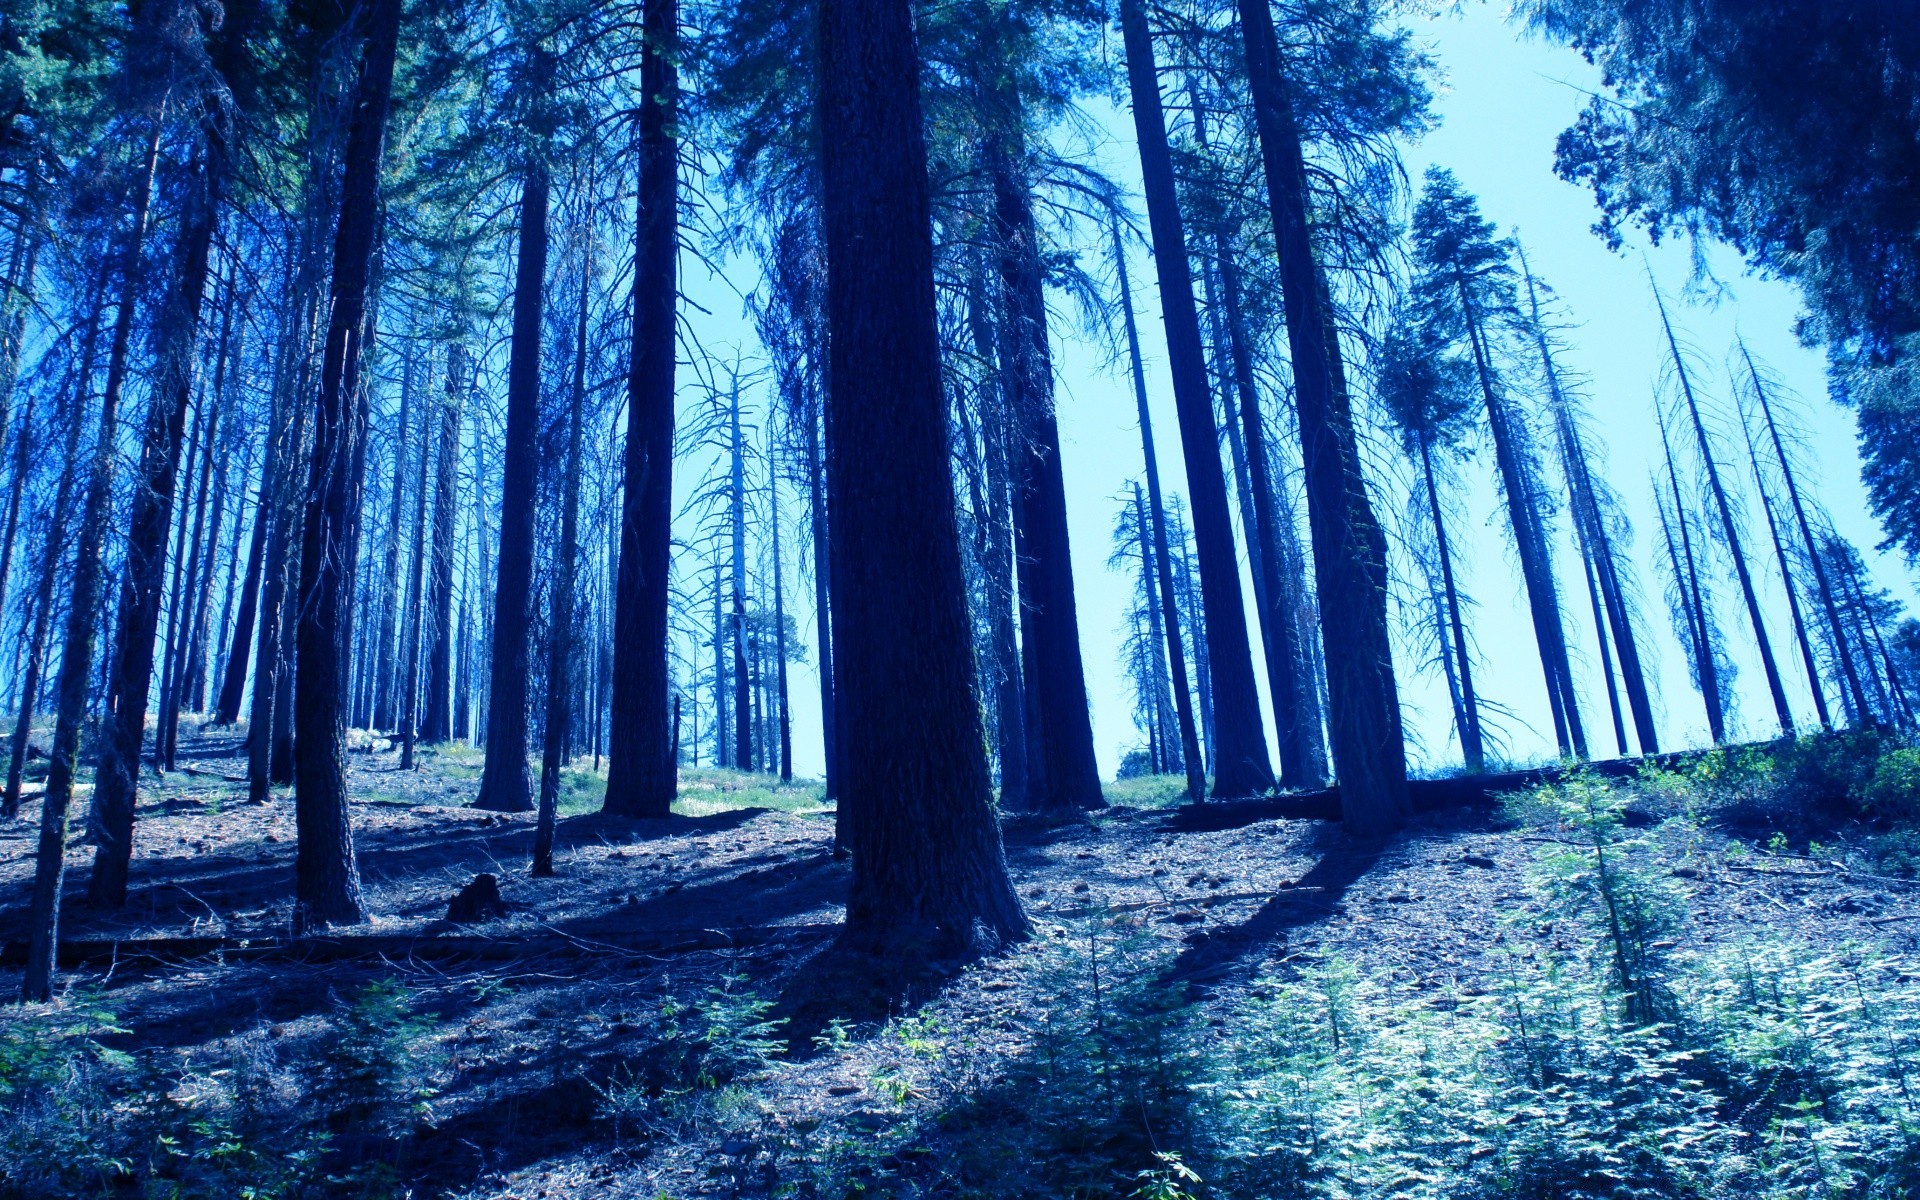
(678, 1), (1915, 782)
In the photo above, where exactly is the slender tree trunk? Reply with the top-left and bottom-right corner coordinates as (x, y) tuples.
(5, 271), (103, 819)
(398, 366), (430, 768)
(1418, 436), (1484, 772)
(1659, 411), (1727, 743)
(806, 372), (839, 802)
(1114, 222), (1205, 803)
(535, 260), (589, 876)
(422, 343), (461, 742)
(371, 348), (412, 731)
(1653, 286), (1793, 735)
(818, 0), (1027, 956)
(603, 0), (679, 815)
(962, 265), (1026, 808)
(23, 125), (161, 1001)
(292, 0), (401, 933)
(0, 209), (42, 634)
(218, 421), (273, 724)
(1459, 287), (1584, 759)
(186, 309), (246, 715)
(770, 440), (793, 782)
(728, 378), (752, 770)
(88, 126), (232, 907)
(1743, 342), (1868, 724)
(1234, 0), (1407, 830)
(1117, 0), (1274, 798)
(1743, 415), (1829, 729)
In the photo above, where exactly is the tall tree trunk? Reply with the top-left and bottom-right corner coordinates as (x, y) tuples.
(1116, 0), (1274, 798)
(729, 378), (752, 770)
(1742, 342), (1864, 724)
(770, 436), (793, 782)
(292, 0), (401, 933)
(398, 362), (431, 768)
(421, 343), (461, 742)
(88, 126), (233, 908)
(23, 126), (161, 1001)
(0, 202), (42, 633)
(1659, 409), (1727, 743)
(5, 269), (103, 819)
(1742, 410), (1829, 729)
(962, 264), (1026, 808)
(185, 306), (246, 715)
(1653, 286), (1793, 735)
(1234, 0), (1407, 830)
(474, 165), (547, 813)
(1114, 222), (1205, 804)
(371, 348), (412, 731)
(1458, 287), (1585, 759)
(602, 0), (679, 815)
(818, 0), (1026, 956)
(987, 152), (1103, 811)
(1418, 435), (1484, 773)
(806, 369), (839, 802)
(1190, 98), (1322, 787)
(535, 259), (589, 876)
(218, 409), (275, 724)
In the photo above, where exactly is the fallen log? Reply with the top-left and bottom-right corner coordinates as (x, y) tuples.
(0, 922), (840, 970)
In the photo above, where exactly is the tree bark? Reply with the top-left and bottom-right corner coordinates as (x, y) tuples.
(88, 124), (232, 908)
(1743, 341), (1867, 723)
(1654, 285), (1793, 735)
(535, 257), (589, 876)
(473, 164), (547, 813)
(817, 0), (1026, 957)
(23, 124), (161, 1001)
(602, 0), (679, 816)
(1116, 0), (1274, 798)
(291, 0), (401, 933)
(1114, 221), (1205, 804)
(422, 343), (462, 742)
(1233, 0), (1407, 833)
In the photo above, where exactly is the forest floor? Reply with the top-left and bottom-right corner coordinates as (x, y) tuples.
(3, 722), (1920, 1199)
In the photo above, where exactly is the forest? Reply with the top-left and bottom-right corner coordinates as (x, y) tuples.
(2, 0), (1920, 1194)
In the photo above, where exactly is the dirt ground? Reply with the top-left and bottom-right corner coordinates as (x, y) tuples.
(3, 724), (1916, 1198)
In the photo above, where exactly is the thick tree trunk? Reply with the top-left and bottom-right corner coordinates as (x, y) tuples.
(421, 344), (462, 742)
(817, 0), (1026, 957)
(23, 126), (161, 1001)
(291, 0), (401, 933)
(990, 160), (1103, 811)
(602, 0), (679, 816)
(1233, 0), (1407, 833)
(473, 165), (547, 813)
(1117, 0), (1274, 798)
